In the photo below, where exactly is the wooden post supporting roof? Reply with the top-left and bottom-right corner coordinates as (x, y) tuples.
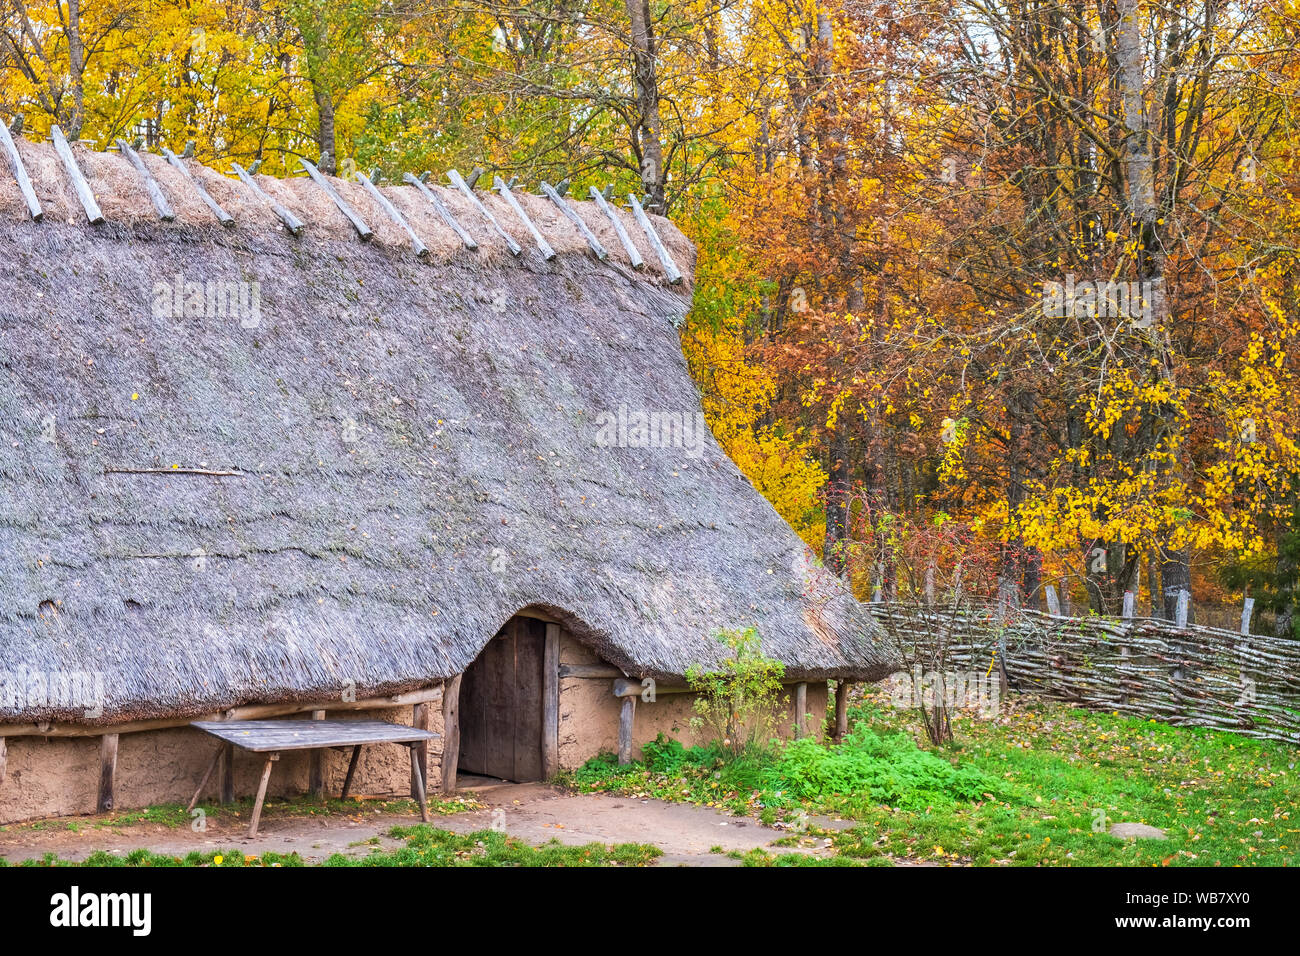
(0, 122), (42, 220)
(98, 733), (119, 811)
(162, 147), (234, 226)
(834, 681), (852, 741)
(308, 709), (326, 797)
(411, 702), (431, 799)
(542, 623), (560, 779)
(627, 193), (682, 284)
(617, 695), (636, 765)
(448, 168), (520, 255)
(356, 171), (428, 257)
(231, 161), (304, 234)
(220, 741), (234, 804)
(494, 176), (555, 260)
(794, 682), (808, 738)
(402, 172), (478, 250)
(589, 186), (642, 269)
(441, 674), (462, 792)
(299, 157), (371, 240)
(116, 139), (174, 221)
(0, 737), (7, 789)
(50, 125), (103, 224)
(540, 181), (607, 260)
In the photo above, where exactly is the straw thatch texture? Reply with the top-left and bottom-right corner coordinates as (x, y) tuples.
(0, 141), (896, 725)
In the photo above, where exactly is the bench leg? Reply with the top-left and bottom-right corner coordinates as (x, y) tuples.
(340, 745), (363, 800)
(247, 752), (278, 838)
(187, 744), (223, 813)
(408, 744), (430, 823)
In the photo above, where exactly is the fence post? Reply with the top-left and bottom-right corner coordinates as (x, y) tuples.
(1044, 584), (1061, 616)
(1119, 591), (1135, 707)
(1175, 589), (1190, 629)
(1240, 597), (1255, 636)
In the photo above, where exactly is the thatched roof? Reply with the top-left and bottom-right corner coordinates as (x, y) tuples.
(0, 137), (896, 725)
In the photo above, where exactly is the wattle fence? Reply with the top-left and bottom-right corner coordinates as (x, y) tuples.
(867, 601), (1300, 746)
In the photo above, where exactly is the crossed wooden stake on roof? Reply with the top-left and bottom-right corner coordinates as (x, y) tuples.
(0, 120), (682, 284)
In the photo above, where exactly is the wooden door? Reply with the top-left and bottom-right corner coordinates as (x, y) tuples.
(457, 617), (546, 781)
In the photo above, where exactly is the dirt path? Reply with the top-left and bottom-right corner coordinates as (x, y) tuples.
(0, 782), (834, 867)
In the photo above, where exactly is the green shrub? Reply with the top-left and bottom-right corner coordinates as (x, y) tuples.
(764, 729), (1006, 810)
(685, 626), (786, 757)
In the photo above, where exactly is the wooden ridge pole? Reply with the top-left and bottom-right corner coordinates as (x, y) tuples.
(116, 139), (175, 221)
(231, 161), (304, 234)
(51, 125), (103, 224)
(0, 121), (42, 220)
(627, 193), (682, 284)
(162, 147), (234, 226)
(494, 176), (555, 260)
(402, 172), (478, 250)
(540, 181), (607, 259)
(299, 157), (371, 239)
(448, 168), (520, 255)
(589, 186), (643, 268)
(356, 170), (428, 257)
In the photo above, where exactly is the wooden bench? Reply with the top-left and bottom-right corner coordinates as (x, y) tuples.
(187, 719), (441, 837)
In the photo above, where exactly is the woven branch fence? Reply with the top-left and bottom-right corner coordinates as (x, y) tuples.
(867, 601), (1300, 746)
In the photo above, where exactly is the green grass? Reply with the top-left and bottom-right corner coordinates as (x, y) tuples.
(319, 825), (661, 867)
(9, 848), (306, 867)
(563, 691), (1300, 866)
(6, 825), (661, 868)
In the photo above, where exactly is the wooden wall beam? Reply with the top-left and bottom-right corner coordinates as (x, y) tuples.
(542, 623), (560, 779)
(794, 682), (808, 738)
(0, 736), (6, 789)
(0, 685), (443, 738)
(559, 664), (623, 679)
(440, 674), (462, 792)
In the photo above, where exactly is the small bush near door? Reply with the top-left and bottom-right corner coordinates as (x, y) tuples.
(685, 627), (786, 758)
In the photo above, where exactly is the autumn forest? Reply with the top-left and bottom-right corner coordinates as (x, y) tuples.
(3, 0), (1299, 632)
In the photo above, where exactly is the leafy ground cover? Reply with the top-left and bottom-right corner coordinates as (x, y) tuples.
(562, 689), (1298, 866)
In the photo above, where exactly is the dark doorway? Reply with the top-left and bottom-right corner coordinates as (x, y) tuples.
(458, 616), (545, 781)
